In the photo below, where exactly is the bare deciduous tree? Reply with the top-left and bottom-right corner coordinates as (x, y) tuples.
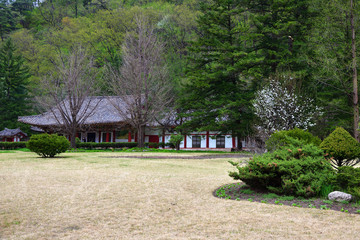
(109, 15), (173, 148)
(38, 46), (101, 148)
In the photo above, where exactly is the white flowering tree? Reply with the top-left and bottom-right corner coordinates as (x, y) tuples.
(253, 80), (319, 135)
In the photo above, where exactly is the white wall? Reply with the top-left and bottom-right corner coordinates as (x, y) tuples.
(225, 136), (233, 148)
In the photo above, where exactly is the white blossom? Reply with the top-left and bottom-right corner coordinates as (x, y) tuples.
(253, 80), (320, 135)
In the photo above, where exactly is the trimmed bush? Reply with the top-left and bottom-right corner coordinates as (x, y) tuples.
(169, 134), (183, 150)
(229, 144), (336, 197)
(76, 142), (138, 149)
(266, 128), (321, 152)
(0, 142), (27, 150)
(144, 142), (165, 148)
(320, 127), (360, 169)
(335, 166), (360, 200)
(27, 134), (70, 157)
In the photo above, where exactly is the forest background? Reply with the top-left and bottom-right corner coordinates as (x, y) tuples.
(1, 0), (359, 144)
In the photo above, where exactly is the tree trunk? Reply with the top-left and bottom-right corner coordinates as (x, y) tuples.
(70, 128), (76, 149)
(137, 125), (146, 148)
(237, 135), (243, 151)
(351, 0), (359, 141)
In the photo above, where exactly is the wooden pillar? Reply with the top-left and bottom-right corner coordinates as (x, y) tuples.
(184, 134), (187, 148)
(206, 131), (209, 148)
(232, 136), (236, 148)
(98, 131), (101, 142)
(113, 130), (116, 142)
(162, 129), (165, 144)
(128, 131), (132, 142)
(106, 132), (110, 142)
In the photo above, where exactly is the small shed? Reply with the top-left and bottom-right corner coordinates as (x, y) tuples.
(0, 128), (27, 142)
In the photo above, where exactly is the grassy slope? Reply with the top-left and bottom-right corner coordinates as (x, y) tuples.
(0, 151), (359, 239)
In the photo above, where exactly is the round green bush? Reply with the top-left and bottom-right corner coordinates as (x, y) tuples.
(266, 128), (321, 152)
(229, 143), (336, 197)
(27, 134), (70, 157)
(320, 127), (360, 168)
(169, 134), (183, 150)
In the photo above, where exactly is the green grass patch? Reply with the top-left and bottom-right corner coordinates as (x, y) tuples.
(276, 196), (295, 201)
(262, 193), (279, 199)
(240, 188), (255, 194)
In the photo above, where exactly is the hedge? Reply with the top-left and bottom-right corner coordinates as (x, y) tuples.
(0, 142), (27, 150)
(0, 141), (166, 150)
(145, 142), (166, 148)
(76, 142), (138, 149)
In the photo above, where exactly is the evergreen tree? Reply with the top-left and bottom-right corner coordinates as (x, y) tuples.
(0, 0), (16, 41)
(179, 0), (256, 148)
(247, 0), (315, 89)
(0, 38), (31, 130)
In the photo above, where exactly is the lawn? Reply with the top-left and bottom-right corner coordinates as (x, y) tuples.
(1, 151), (360, 239)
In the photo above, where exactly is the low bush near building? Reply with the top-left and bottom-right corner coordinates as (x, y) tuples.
(27, 134), (70, 157)
(0, 142), (27, 150)
(320, 127), (360, 169)
(76, 142), (138, 149)
(229, 143), (336, 197)
(266, 128), (321, 152)
(169, 134), (183, 150)
(144, 142), (165, 148)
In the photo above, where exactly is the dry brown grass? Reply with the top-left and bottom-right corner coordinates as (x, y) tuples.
(1, 151), (360, 240)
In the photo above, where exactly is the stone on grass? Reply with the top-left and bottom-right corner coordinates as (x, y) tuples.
(328, 191), (352, 202)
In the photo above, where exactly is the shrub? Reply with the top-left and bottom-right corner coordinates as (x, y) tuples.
(27, 134), (70, 157)
(169, 134), (183, 150)
(266, 128), (321, 152)
(320, 127), (360, 169)
(229, 144), (336, 197)
(335, 166), (360, 200)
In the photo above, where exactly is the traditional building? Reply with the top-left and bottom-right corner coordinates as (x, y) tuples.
(0, 128), (27, 142)
(18, 96), (242, 150)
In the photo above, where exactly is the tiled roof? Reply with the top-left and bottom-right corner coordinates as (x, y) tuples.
(0, 128), (27, 137)
(18, 96), (126, 127)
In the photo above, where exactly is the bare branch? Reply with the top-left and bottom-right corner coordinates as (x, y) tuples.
(37, 46), (102, 148)
(108, 14), (173, 147)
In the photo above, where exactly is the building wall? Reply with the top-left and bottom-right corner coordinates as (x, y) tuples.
(75, 127), (239, 149)
(145, 128), (237, 149)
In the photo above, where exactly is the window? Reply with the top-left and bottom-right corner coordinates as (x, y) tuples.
(87, 133), (96, 142)
(216, 136), (225, 148)
(192, 136), (201, 148)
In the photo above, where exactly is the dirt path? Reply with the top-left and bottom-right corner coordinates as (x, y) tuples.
(105, 154), (251, 159)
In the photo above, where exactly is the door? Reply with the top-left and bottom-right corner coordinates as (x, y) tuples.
(148, 135), (159, 148)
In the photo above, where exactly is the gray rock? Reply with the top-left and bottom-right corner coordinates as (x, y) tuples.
(328, 191), (352, 202)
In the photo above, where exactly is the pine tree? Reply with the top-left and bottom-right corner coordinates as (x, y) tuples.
(0, 1), (16, 41)
(247, 0), (315, 87)
(179, 0), (256, 149)
(0, 38), (31, 130)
